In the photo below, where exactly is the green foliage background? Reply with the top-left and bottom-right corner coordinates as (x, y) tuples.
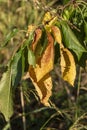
(0, 0), (87, 130)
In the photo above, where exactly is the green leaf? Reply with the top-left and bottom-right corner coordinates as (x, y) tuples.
(2, 28), (18, 47)
(0, 67), (13, 121)
(84, 21), (87, 43)
(11, 50), (22, 87)
(28, 48), (36, 67)
(61, 22), (86, 60)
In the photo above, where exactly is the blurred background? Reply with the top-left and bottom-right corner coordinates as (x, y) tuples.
(0, 0), (87, 130)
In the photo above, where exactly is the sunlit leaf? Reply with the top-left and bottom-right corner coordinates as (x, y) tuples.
(51, 25), (76, 85)
(42, 12), (52, 25)
(29, 71), (52, 106)
(29, 33), (54, 82)
(60, 48), (76, 86)
(42, 12), (57, 31)
(61, 22), (86, 60)
(29, 33), (54, 105)
(51, 26), (63, 47)
(0, 67), (13, 121)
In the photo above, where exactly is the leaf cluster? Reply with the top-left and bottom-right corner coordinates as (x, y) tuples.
(0, 0), (87, 130)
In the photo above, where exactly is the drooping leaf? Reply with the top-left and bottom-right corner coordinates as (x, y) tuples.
(11, 50), (22, 87)
(30, 27), (48, 58)
(31, 28), (43, 59)
(29, 33), (54, 106)
(29, 33), (54, 82)
(31, 28), (42, 52)
(61, 22), (86, 60)
(29, 71), (52, 106)
(50, 25), (76, 85)
(51, 26), (63, 47)
(60, 48), (76, 86)
(0, 67), (13, 121)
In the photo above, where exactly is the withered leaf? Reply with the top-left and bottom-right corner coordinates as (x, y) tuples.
(60, 48), (76, 86)
(29, 32), (54, 106)
(31, 28), (42, 52)
(29, 33), (54, 82)
(29, 72), (52, 106)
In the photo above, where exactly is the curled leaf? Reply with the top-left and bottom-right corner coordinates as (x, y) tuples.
(31, 28), (42, 51)
(29, 33), (54, 106)
(29, 72), (52, 106)
(30, 33), (54, 82)
(27, 28), (42, 67)
(60, 48), (76, 86)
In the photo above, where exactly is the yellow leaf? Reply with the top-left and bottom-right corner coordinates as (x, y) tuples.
(51, 25), (76, 85)
(29, 72), (52, 106)
(60, 48), (76, 86)
(28, 33), (54, 106)
(42, 12), (52, 25)
(27, 24), (36, 33)
(26, 24), (36, 37)
(29, 33), (54, 82)
(51, 26), (63, 48)
(42, 12), (57, 31)
(35, 33), (54, 81)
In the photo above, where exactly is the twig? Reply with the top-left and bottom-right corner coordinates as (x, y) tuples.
(20, 86), (26, 130)
(67, 21), (81, 32)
